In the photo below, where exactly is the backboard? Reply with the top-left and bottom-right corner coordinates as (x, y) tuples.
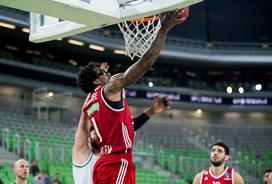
(0, 0), (203, 42)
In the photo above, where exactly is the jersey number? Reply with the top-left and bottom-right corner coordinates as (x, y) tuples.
(212, 182), (220, 184)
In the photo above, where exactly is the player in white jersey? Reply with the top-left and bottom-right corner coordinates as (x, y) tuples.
(72, 95), (171, 184)
(11, 159), (31, 184)
(73, 125), (100, 184)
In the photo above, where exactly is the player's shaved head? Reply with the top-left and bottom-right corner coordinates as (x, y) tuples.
(13, 159), (29, 180)
(14, 159), (28, 167)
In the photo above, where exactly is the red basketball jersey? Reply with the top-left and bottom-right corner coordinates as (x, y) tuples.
(201, 167), (234, 184)
(82, 86), (134, 157)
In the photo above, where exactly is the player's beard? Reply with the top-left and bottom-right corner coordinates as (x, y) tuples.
(210, 157), (225, 167)
(90, 139), (100, 153)
(18, 174), (27, 180)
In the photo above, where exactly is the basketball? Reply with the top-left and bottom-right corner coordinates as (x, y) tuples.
(179, 7), (190, 21)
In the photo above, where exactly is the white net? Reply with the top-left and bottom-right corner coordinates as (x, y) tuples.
(118, 15), (162, 60)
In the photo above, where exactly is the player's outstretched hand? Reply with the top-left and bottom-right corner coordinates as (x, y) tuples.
(150, 95), (172, 114)
(161, 7), (189, 32)
(100, 62), (109, 73)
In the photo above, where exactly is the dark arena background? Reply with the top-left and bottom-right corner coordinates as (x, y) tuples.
(0, 0), (272, 183)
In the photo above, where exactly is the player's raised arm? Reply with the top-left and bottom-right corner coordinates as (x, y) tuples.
(104, 8), (189, 99)
(72, 114), (91, 161)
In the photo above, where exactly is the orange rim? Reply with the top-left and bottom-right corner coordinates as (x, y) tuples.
(129, 16), (160, 22)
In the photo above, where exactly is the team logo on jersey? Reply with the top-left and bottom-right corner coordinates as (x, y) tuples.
(87, 102), (99, 116)
(204, 176), (208, 181)
(224, 172), (232, 180)
(225, 172), (230, 178)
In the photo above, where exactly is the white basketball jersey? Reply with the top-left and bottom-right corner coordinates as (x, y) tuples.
(73, 153), (99, 184)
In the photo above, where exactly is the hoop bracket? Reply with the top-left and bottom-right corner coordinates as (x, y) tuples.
(119, 0), (150, 8)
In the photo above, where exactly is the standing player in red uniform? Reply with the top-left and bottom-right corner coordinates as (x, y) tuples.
(77, 7), (189, 184)
(193, 142), (244, 184)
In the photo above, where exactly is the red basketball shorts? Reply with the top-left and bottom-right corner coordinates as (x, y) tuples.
(93, 155), (135, 184)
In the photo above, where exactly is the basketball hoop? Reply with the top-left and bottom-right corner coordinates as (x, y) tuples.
(129, 15), (161, 22)
(118, 15), (163, 60)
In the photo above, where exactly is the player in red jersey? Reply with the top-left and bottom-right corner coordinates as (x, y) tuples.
(77, 8), (189, 184)
(193, 142), (244, 184)
(72, 95), (171, 184)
